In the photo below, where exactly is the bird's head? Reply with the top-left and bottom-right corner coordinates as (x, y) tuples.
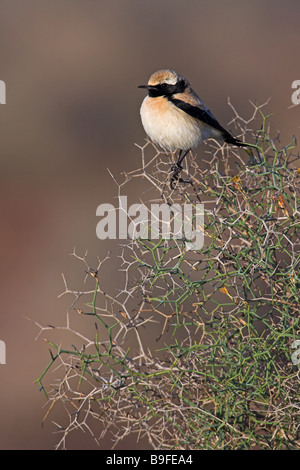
(138, 69), (188, 97)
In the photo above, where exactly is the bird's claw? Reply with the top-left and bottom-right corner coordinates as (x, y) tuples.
(170, 163), (192, 189)
(170, 163), (183, 189)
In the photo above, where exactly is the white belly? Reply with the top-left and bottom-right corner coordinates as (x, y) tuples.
(140, 96), (205, 152)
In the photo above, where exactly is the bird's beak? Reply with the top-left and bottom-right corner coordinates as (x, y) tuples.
(138, 84), (159, 93)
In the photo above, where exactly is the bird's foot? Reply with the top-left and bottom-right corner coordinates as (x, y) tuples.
(170, 162), (182, 189)
(170, 163), (192, 189)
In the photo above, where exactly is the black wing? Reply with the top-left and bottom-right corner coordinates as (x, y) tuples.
(169, 97), (244, 147)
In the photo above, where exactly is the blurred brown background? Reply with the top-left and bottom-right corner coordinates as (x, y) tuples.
(0, 0), (299, 449)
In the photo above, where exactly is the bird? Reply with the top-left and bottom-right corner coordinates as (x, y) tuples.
(138, 69), (253, 187)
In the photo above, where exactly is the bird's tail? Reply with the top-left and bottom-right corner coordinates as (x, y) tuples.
(223, 131), (256, 161)
(223, 131), (252, 148)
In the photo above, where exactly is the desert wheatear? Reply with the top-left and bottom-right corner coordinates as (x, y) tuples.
(139, 69), (252, 186)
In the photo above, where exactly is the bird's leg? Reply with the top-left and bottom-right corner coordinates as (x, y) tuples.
(177, 149), (190, 167)
(170, 149), (191, 189)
